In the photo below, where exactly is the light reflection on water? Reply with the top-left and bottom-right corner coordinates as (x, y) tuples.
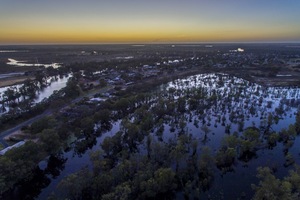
(0, 75), (70, 115)
(34, 75), (71, 103)
(158, 73), (300, 199)
(37, 120), (121, 200)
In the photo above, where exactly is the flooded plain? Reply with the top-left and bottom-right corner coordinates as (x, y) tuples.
(31, 73), (300, 199)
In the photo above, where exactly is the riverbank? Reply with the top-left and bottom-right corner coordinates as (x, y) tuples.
(0, 75), (34, 88)
(225, 68), (300, 87)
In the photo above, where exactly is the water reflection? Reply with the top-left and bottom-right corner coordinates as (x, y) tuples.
(0, 75), (70, 115)
(162, 73), (299, 150)
(3, 155), (66, 200)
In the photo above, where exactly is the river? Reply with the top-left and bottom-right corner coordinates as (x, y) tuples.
(0, 75), (71, 115)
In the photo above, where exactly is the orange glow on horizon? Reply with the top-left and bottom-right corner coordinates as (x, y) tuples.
(1, 27), (299, 44)
(1, 12), (300, 44)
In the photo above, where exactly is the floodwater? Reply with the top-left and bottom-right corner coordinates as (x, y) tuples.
(0, 75), (70, 115)
(4, 73), (300, 200)
(163, 73), (300, 199)
(7, 58), (62, 68)
(34, 75), (71, 103)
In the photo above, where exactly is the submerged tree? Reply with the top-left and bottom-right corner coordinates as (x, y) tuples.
(239, 127), (261, 161)
(252, 167), (298, 200)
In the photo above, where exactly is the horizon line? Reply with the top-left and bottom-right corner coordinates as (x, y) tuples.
(1, 41), (300, 46)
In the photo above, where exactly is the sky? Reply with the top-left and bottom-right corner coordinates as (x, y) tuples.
(0, 0), (300, 44)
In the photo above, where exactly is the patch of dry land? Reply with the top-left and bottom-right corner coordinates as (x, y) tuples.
(3, 130), (33, 143)
(0, 76), (33, 87)
(254, 70), (300, 87)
